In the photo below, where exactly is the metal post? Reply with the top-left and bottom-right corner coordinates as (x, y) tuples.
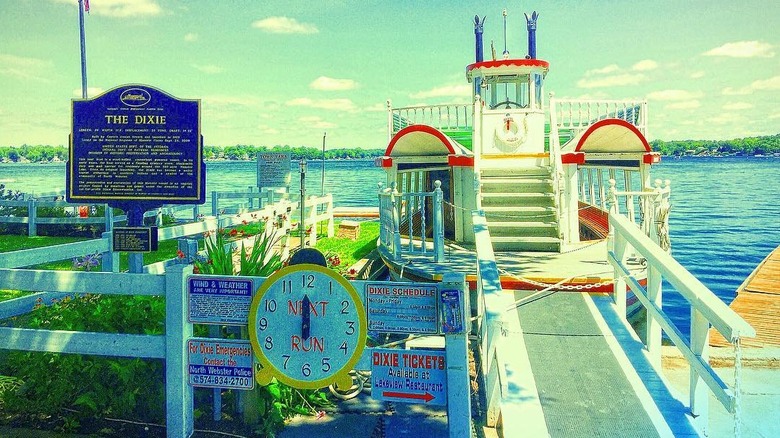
(433, 180), (444, 262)
(299, 159), (307, 249)
(27, 198), (37, 237)
(442, 273), (472, 438)
(77, 0), (88, 98)
(165, 264), (194, 438)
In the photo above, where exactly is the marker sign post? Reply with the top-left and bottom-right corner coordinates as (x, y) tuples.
(257, 152), (291, 189)
(365, 282), (438, 334)
(371, 348), (447, 406)
(188, 338), (254, 390)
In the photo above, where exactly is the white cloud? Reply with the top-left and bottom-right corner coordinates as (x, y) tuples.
(585, 64), (621, 75)
(193, 64), (224, 74)
(52, 0), (162, 17)
(722, 75), (780, 95)
(298, 116), (337, 129)
(184, 33), (198, 42)
(665, 100), (701, 110)
(723, 102), (753, 110)
(577, 74), (646, 89)
(286, 98), (356, 111)
(310, 76), (358, 91)
(703, 41), (775, 58)
(252, 17), (318, 34)
(410, 84), (471, 99)
(690, 71), (705, 79)
(646, 89), (704, 101)
(0, 53), (53, 82)
(72, 87), (105, 98)
(752, 75), (780, 91)
(631, 60), (658, 72)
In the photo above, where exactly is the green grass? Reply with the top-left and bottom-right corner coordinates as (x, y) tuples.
(0, 235), (86, 253)
(314, 220), (380, 270)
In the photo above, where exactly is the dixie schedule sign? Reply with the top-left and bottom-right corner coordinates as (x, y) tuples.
(67, 84), (204, 204)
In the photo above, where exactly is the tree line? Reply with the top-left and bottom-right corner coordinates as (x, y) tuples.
(1, 134), (778, 163)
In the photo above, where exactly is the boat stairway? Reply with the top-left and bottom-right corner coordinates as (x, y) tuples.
(479, 166), (562, 252)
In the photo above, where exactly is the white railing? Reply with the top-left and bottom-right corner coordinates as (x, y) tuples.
(551, 98), (647, 138)
(0, 265), (196, 437)
(377, 181), (444, 262)
(389, 102), (472, 137)
(608, 212), (755, 433)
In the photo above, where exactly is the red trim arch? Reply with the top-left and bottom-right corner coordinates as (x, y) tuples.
(575, 118), (651, 153)
(384, 124), (458, 157)
(466, 59), (550, 73)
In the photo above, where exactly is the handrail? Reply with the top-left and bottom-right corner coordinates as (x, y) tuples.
(608, 212), (754, 422)
(377, 181), (444, 262)
(389, 102), (473, 136)
(548, 97), (565, 240)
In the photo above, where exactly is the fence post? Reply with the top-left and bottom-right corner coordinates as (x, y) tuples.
(104, 204), (114, 233)
(689, 308), (710, 434)
(211, 191), (218, 217)
(390, 182), (402, 261)
(645, 265), (662, 368)
(378, 183), (386, 247)
(165, 264), (194, 438)
(433, 180), (444, 262)
(608, 213), (627, 318)
(442, 272), (472, 438)
(101, 232), (120, 272)
(326, 195), (334, 238)
(27, 198), (37, 237)
(307, 196), (317, 246)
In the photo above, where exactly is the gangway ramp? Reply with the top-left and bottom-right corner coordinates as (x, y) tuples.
(505, 289), (699, 437)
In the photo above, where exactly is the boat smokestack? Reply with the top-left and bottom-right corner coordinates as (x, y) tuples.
(473, 15), (486, 96)
(525, 11), (539, 59)
(474, 15), (485, 62)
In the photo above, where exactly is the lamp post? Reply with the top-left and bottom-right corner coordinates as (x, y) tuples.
(299, 159), (307, 249)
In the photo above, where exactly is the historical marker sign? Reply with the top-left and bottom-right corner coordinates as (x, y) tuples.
(257, 152), (291, 189)
(188, 276), (254, 325)
(371, 348), (447, 405)
(67, 84), (204, 204)
(188, 338), (254, 390)
(365, 282), (439, 334)
(112, 226), (158, 252)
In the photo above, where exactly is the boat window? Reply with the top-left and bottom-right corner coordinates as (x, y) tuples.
(482, 74), (531, 110)
(533, 73), (543, 109)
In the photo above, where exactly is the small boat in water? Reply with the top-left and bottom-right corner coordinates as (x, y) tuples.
(374, 9), (671, 314)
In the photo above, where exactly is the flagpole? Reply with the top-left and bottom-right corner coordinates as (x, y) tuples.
(78, 0), (88, 98)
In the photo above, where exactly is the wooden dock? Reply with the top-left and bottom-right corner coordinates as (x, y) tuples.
(711, 245), (780, 348)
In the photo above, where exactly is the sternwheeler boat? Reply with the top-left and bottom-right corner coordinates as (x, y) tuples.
(375, 10), (671, 313)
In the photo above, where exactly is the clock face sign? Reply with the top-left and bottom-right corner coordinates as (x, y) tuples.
(249, 264), (367, 389)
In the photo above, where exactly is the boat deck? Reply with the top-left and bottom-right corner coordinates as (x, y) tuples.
(382, 239), (646, 291)
(711, 244), (780, 348)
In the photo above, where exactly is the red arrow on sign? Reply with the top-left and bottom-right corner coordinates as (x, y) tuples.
(382, 391), (435, 403)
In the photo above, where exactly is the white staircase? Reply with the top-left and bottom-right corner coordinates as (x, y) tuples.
(479, 165), (562, 252)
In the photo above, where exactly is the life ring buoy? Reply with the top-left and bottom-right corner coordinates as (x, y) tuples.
(494, 114), (528, 150)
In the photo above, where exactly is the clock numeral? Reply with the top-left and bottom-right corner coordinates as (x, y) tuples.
(339, 341), (348, 355)
(258, 317), (268, 331)
(340, 300), (349, 314)
(264, 299), (277, 313)
(303, 274), (315, 288)
(345, 321), (355, 335)
(282, 280), (292, 294)
(321, 357), (331, 372)
(329, 282), (333, 295)
(302, 363), (311, 377)
(282, 354), (290, 369)
(264, 336), (274, 350)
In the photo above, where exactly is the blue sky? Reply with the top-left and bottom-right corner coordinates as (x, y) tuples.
(1, 0), (778, 149)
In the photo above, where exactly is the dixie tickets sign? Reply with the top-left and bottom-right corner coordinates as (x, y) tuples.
(67, 84), (204, 204)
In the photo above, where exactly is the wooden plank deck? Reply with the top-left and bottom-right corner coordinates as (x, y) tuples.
(711, 245), (780, 348)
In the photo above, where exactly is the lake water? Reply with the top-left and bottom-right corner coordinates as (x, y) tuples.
(1, 157), (779, 334)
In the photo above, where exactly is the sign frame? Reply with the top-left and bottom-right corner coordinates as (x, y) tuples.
(364, 281), (439, 334)
(187, 338), (254, 390)
(187, 276), (255, 325)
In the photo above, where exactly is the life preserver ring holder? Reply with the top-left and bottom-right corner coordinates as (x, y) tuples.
(494, 114), (528, 151)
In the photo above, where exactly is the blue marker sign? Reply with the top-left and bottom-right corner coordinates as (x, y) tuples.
(188, 338), (254, 390)
(67, 84), (204, 204)
(188, 276), (254, 325)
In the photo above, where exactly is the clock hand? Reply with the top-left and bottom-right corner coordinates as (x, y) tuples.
(302, 294), (311, 340)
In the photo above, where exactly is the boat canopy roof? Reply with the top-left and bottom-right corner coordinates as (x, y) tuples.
(384, 125), (472, 158)
(563, 118), (650, 154)
(466, 59), (549, 82)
